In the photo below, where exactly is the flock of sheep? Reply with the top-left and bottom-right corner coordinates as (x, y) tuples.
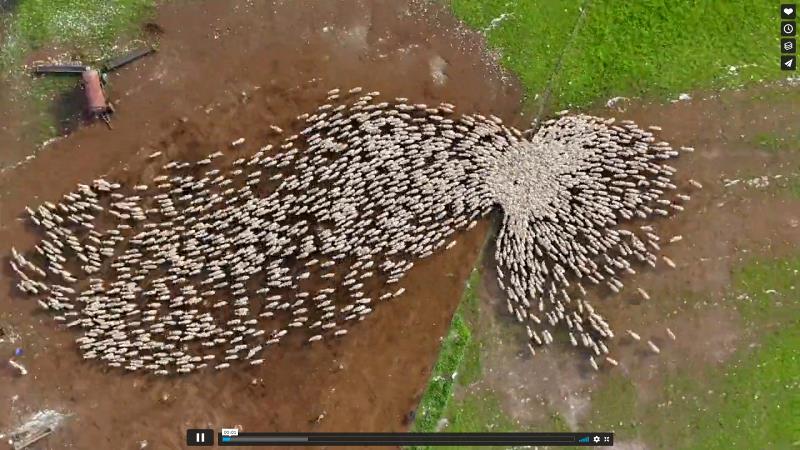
(8, 87), (694, 375)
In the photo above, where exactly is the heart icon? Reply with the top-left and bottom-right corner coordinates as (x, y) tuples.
(785, 7), (795, 16)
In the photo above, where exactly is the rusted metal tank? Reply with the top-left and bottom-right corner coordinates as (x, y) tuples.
(31, 47), (155, 129)
(81, 69), (108, 115)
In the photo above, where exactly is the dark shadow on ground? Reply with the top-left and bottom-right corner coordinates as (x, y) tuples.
(50, 81), (86, 135)
(0, 0), (19, 13)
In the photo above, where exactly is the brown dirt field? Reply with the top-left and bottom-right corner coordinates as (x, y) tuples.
(0, 1), (525, 448)
(463, 84), (800, 432)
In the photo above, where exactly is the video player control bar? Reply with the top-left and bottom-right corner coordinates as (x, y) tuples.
(203, 432), (614, 446)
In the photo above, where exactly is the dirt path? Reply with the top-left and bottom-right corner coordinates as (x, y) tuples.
(0, 1), (525, 448)
(463, 84), (800, 434)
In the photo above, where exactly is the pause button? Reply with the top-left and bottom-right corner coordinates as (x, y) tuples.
(187, 429), (214, 446)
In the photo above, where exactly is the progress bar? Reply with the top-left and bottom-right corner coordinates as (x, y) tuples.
(217, 432), (614, 446)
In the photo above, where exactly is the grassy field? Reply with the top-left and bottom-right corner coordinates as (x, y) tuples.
(584, 256), (800, 449)
(0, 0), (156, 139)
(412, 270), (481, 434)
(411, 269), (524, 450)
(0, 0), (154, 72)
(422, 255), (800, 449)
(411, 311), (471, 433)
(752, 131), (800, 153)
(409, 1), (799, 448)
(452, 0), (782, 112)
(450, 0), (582, 111)
(436, 270), (518, 438)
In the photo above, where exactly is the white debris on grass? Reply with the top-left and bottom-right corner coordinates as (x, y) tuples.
(483, 12), (514, 32)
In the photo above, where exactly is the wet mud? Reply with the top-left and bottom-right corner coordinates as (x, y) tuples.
(0, 0), (524, 448)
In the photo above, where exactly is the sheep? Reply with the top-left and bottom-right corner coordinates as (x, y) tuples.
(7, 90), (687, 377)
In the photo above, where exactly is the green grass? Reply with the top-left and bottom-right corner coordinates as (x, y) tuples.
(411, 269), (518, 450)
(554, 1), (778, 108)
(451, 0), (581, 111)
(458, 330), (482, 386)
(412, 312), (471, 433)
(548, 411), (572, 433)
(733, 255), (800, 324)
(585, 255), (800, 449)
(789, 180), (800, 199)
(444, 390), (518, 434)
(1, 0), (155, 73)
(411, 271), (480, 433)
(452, 0), (783, 111)
(412, 268), (520, 450)
(640, 321), (799, 450)
(584, 373), (639, 439)
(427, 389), (518, 450)
(751, 131), (800, 153)
(456, 270), (483, 386)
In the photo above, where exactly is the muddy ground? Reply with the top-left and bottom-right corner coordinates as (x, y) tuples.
(0, 0), (527, 448)
(461, 84), (800, 444)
